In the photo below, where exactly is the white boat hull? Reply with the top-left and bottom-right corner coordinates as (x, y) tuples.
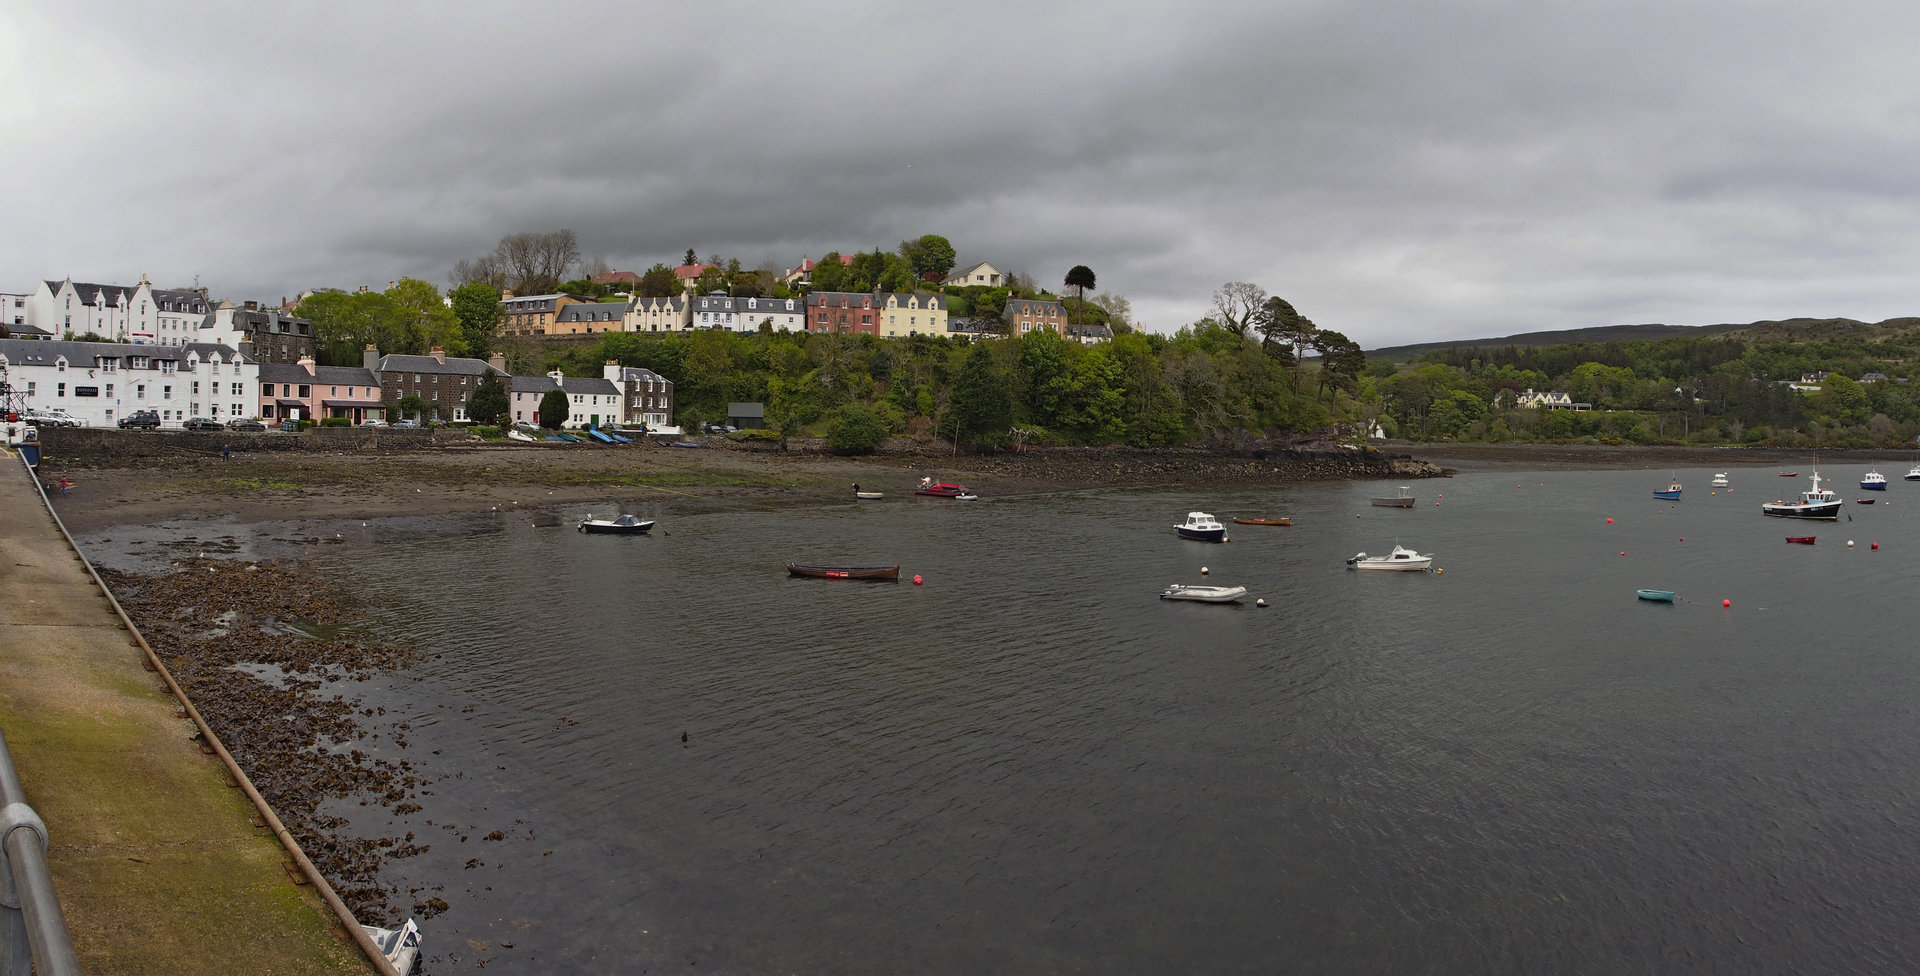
(1160, 584), (1247, 603)
(1347, 545), (1433, 571)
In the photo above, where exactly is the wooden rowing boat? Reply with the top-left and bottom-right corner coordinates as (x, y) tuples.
(786, 563), (900, 581)
(1785, 536), (1816, 544)
(1231, 516), (1291, 526)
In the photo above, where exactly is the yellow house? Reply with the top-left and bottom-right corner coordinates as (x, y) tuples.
(878, 293), (948, 337)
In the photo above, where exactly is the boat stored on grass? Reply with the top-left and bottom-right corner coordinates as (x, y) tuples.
(1762, 470), (1842, 520)
(1370, 486), (1415, 508)
(1175, 511), (1228, 542)
(1159, 583), (1248, 603)
(1347, 545), (1433, 571)
(787, 563), (900, 581)
(580, 514), (654, 534)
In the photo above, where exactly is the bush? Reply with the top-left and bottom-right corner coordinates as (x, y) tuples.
(320, 417), (351, 428)
(827, 403), (886, 453)
(734, 427), (780, 441)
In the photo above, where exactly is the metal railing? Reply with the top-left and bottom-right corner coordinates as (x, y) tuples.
(0, 729), (80, 976)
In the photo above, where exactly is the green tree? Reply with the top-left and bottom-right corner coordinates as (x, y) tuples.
(638, 263), (678, 298)
(947, 342), (1013, 449)
(538, 388), (570, 429)
(907, 234), (956, 280)
(1064, 265), (1096, 324)
(386, 278), (465, 355)
(465, 371), (508, 425)
(810, 252), (848, 292)
(827, 403), (887, 453)
(695, 266), (728, 294)
(397, 393), (424, 422)
(449, 282), (502, 358)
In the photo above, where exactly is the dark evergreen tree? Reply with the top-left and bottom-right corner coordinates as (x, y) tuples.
(948, 343), (1013, 449)
(465, 371), (509, 425)
(538, 388), (571, 429)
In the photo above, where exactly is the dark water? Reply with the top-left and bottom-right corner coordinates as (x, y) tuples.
(81, 465), (1920, 973)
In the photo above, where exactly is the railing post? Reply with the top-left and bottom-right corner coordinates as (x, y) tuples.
(0, 731), (80, 976)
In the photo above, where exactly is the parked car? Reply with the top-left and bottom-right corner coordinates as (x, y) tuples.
(360, 419), (387, 427)
(42, 410), (84, 427)
(182, 417), (224, 432)
(117, 410), (161, 429)
(708, 424), (735, 434)
(226, 418), (267, 431)
(392, 419), (422, 429)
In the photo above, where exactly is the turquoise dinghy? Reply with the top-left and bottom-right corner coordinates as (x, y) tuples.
(1636, 589), (1676, 603)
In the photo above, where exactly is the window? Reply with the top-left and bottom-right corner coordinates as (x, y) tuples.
(160, 361), (175, 374)
(56, 359), (66, 372)
(192, 381), (200, 395)
(57, 383), (65, 397)
(100, 360), (116, 372)
(330, 386), (337, 396)
(24, 382), (33, 396)
(232, 383), (242, 396)
(163, 386), (172, 400)
(136, 385), (145, 400)
(105, 384), (113, 397)
(298, 385), (310, 398)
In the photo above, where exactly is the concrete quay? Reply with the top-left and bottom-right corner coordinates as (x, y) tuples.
(0, 450), (381, 975)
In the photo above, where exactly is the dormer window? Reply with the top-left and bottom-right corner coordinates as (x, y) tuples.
(56, 358), (67, 372)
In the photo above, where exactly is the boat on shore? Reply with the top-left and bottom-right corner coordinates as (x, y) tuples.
(1159, 583), (1248, 603)
(507, 429), (536, 442)
(1231, 516), (1291, 526)
(1637, 589), (1676, 603)
(1347, 545), (1433, 571)
(786, 563), (900, 581)
(1762, 469), (1841, 520)
(1175, 511), (1228, 542)
(1785, 536), (1816, 544)
(579, 514), (654, 534)
(1370, 486), (1415, 508)
(852, 483), (883, 500)
(914, 480), (977, 500)
(1861, 469), (1888, 490)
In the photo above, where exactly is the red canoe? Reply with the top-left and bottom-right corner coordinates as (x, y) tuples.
(1785, 536), (1816, 544)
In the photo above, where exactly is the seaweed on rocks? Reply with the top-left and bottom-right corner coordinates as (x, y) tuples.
(98, 558), (433, 925)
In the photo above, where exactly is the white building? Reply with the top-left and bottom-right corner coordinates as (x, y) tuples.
(0, 338), (257, 427)
(28, 278), (158, 341)
(689, 293), (806, 333)
(942, 261), (1003, 288)
(509, 371), (624, 429)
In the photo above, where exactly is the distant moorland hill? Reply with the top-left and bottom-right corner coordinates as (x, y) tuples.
(1366, 317), (1920, 362)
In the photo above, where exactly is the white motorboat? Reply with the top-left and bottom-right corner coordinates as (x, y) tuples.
(1860, 469), (1888, 491)
(1347, 545), (1433, 571)
(1761, 469), (1841, 520)
(1175, 511), (1227, 542)
(1906, 464), (1920, 482)
(1711, 472), (1729, 487)
(1159, 583), (1248, 603)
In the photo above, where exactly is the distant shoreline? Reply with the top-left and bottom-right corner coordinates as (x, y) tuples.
(1392, 441), (1908, 470)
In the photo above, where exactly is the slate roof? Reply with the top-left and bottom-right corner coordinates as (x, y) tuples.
(376, 354), (505, 377)
(152, 289), (209, 314)
(0, 338), (249, 366)
(554, 303), (627, 324)
(632, 297), (685, 311)
(49, 281), (139, 306)
(509, 375), (621, 396)
(611, 366), (671, 386)
(1006, 299), (1065, 316)
(259, 363), (379, 387)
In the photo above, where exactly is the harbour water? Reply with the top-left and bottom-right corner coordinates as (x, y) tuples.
(80, 465), (1920, 973)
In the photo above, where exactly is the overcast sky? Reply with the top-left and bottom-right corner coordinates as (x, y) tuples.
(6, 0), (1919, 347)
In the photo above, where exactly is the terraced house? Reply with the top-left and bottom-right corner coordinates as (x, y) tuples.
(552, 301), (627, 336)
(876, 292), (948, 338)
(258, 356), (383, 425)
(691, 294), (806, 333)
(0, 337), (257, 427)
(625, 296), (690, 333)
(509, 370), (622, 429)
(364, 345), (509, 423)
(498, 291), (593, 336)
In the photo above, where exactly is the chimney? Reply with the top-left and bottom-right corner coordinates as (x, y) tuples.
(548, 369), (564, 387)
(244, 300), (258, 311)
(297, 354), (316, 377)
(487, 353), (507, 374)
(603, 359), (622, 383)
(363, 344), (381, 372)
(429, 346), (446, 365)
(501, 288), (514, 300)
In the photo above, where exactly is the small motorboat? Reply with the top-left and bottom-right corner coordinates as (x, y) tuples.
(1159, 583), (1248, 603)
(1860, 469), (1888, 490)
(1762, 470), (1841, 520)
(580, 514), (654, 534)
(1636, 589), (1676, 603)
(852, 483), (884, 500)
(1232, 516), (1292, 526)
(1370, 486), (1415, 508)
(507, 429), (536, 442)
(1175, 511), (1228, 542)
(1347, 545), (1433, 571)
(1652, 480), (1682, 500)
(786, 563), (900, 581)
(914, 480), (977, 500)
(1779, 471), (1799, 477)
(1785, 536), (1816, 544)
(1711, 472), (1729, 487)
(1906, 464), (1920, 482)
(1856, 498), (1877, 505)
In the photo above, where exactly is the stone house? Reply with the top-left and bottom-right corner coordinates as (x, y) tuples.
(603, 361), (674, 428)
(806, 292), (880, 335)
(365, 345), (509, 422)
(1004, 298), (1068, 337)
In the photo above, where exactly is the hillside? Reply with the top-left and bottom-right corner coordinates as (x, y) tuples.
(1363, 317), (1909, 362)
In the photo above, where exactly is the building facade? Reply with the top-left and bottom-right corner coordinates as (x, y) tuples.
(806, 292), (880, 335)
(203, 300), (316, 363)
(1005, 298), (1068, 337)
(877, 292), (948, 337)
(625, 296), (690, 333)
(942, 261), (1003, 287)
(498, 292), (593, 336)
(691, 294), (806, 332)
(604, 361), (674, 428)
(258, 358), (384, 424)
(552, 301), (629, 336)
(365, 345), (510, 422)
(0, 338), (256, 427)
(509, 371), (624, 428)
